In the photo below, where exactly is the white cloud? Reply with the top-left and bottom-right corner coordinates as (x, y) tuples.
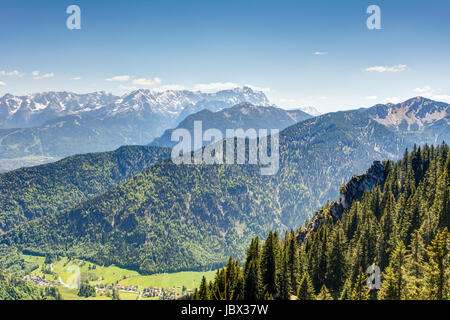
(32, 71), (55, 80)
(71, 77), (82, 81)
(314, 51), (328, 55)
(364, 64), (408, 73)
(0, 81), (6, 86)
(40, 73), (55, 79)
(106, 75), (131, 82)
(366, 96), (379, 100)
(414, 86), (432, 93)
(193, 82), (239, 92)
(133, 77), (162, 86)
(411, 86), (450, 103)
(428, 94), (450, 102)
(0, 70), (23, 77)
(382, 97), (402, 104)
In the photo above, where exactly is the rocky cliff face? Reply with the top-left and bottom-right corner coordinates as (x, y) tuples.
(299, 160), (387, 240)
(339, 160), (386, 209)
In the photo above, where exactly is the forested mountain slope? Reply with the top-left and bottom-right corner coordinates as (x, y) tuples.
(0, 146), (170, 232)
(1, 162), (282, 273)
(194, 144), (449, 300)
(150, 103), (312, 148)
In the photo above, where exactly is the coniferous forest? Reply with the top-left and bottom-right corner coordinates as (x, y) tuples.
(192, 144), (450, 300)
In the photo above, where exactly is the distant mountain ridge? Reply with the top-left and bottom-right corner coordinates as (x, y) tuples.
(0, 87), (271, 170)
(150, 103), (313, 148)
(109, 86), (271, 120)
(364, 96), (449, 144)
(0, 91), (118, 129)
(366, 96), (449, 130)
(298, 106), (321, 116)
(0, 87), (271, 130)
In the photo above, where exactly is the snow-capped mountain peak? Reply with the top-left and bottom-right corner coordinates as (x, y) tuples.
(109, 87), (271, 118)
(298, 106), (321, 116)
(0, 87), (271, 129)
(0, 91), (120, 128)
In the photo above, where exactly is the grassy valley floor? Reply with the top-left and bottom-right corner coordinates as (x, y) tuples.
(23, 255), (216, 300)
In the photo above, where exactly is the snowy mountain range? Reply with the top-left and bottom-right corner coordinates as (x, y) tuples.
(0, 87), (276, 170)
(0, 91), (118, 129)
(0, 87), (271, 130)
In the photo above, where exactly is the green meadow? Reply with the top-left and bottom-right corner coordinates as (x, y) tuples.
(23, 255), (216, 300)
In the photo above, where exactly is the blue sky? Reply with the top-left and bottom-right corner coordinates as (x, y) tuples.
(1, 0), (450, 113)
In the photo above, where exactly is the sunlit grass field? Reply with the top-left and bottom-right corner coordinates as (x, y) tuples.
(23, 254), (216, 300)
